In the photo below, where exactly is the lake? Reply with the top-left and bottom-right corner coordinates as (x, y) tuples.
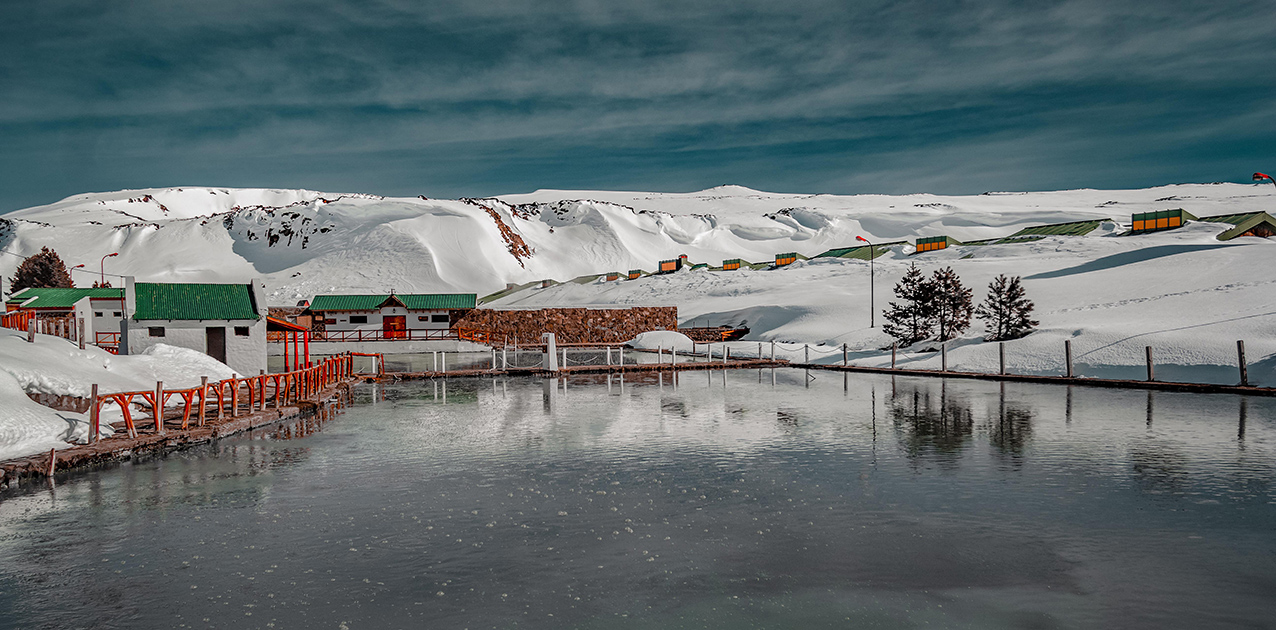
(2, 369), (1274, 629)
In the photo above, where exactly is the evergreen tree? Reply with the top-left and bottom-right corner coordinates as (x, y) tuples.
(929, 266), (972, 341)
(975, 274), (1038, 341)
(882, 263), (933, 346)
(9, 247), (73, 292)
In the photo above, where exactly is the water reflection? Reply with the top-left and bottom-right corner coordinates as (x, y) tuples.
(2, 372), (1275, 630)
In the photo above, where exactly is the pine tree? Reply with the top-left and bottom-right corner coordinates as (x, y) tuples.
(929, 266), (972, 341)
(882, 263), (934, 346)
(975, 274), (1038, 341)
(9, 247), (73, 292)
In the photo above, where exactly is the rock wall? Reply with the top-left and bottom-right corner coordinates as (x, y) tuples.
(454, 307), (677, 344)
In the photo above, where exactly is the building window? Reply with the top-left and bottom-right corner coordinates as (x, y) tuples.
(234, 326), (250, 336)
(418, 316), (429, 322)
(325, 318), (336, 324)
(431, 314), (449, 323)
(94, 312), (103, 317)
(113, 312), (122, 317)
(350, 315), (368, 324)
(149, 327), (165, 337)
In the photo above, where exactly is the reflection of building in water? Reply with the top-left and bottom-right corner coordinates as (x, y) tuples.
(889, 381), (974, 469)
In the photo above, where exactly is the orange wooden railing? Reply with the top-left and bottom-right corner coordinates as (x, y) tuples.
(2, 312), (77, 341)
(87, 351), (380, 443)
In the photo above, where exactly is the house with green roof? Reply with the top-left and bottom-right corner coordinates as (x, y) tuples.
(124, 276), (268, 376)
(303, 293), (478, 342)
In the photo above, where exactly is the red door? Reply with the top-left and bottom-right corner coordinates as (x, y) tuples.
(383, 315), (407, 340)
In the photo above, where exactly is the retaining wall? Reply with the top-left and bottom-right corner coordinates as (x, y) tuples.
(455, 307), (678, 344)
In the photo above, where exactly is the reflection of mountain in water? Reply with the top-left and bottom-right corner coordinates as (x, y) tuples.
(990, 384), (1034, 469)
(890, 381), (974, 470)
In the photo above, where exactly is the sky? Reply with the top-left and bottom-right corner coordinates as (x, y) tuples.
(0, 0), (1273, 213)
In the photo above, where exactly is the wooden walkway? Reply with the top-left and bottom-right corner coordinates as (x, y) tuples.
(792, 362), (1276, 397)
(370, 358), (788, 381)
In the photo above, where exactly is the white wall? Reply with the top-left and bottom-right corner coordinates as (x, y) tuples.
(73, 297), (125, 342)
(322, 306), (452, 332)
(127, 317), (267, 376)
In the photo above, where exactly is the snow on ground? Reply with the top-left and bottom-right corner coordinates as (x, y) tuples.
(2, 182), (1275, 459)
(0, 329), (236, 460)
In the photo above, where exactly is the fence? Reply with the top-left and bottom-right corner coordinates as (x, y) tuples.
(2, 312), (77, 342)
(87, 351), (382, 444)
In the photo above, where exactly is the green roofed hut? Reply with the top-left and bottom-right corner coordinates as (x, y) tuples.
(123, 276), (269, 376)
(1197, 212), (1276, 240)
(304, 293), (477, 344)
(1130, 209), (1196, 234)
(961, 219), (1110, 246)
(913, 236), (961, 254)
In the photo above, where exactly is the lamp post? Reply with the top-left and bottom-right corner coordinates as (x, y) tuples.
(70, 264), (84, 287)
(856, 235), (875, 328)
(1255, 172), (1275, 189)
(100, 253), (119, 287)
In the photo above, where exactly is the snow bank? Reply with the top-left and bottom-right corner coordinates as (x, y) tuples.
(626, 331), (696, 353)
(0, 329), (238, 460)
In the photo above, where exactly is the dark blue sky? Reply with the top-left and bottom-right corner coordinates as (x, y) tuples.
(1, 0), (1272, 212)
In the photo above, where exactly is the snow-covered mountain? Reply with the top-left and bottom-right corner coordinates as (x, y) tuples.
(2, 183), (1270, 305)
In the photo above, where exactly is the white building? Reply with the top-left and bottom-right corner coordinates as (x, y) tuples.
(122, 277), (268, 376)
(304, 293), (477, 340)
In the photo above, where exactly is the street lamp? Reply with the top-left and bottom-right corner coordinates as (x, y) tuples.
(70, 264), (84, 286)
(1255, 172), (1275, 189)
(100, 252), (119, 287)
(856, 235), (875, 328)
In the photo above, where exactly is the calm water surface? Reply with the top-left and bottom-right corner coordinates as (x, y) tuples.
(2, 370), (1274, 629)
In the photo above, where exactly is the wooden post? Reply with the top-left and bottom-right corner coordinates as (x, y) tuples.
(231, 378), (239, 417)
(843, 343), (848, 366)
(606, 347), (611, 366)
(1145, 346), (1154, 382)
(1065, 340), (1073, 378)
(804, 344), (809, 364)
(259, 370), (266, 410)
(770, 341), (776, 361)
(89, 384), (100, 444)
(671, 347), (677, 365)
(1238, 340), (1249, 386)
(154, 381), (165, 434)
(199, 377), (208, 426)
(27, 320), (35, 343)
(999, 342), (1006, 375)
(891, 342), (897, 369)
(941, 343), (947, 372)
(47, 448), (56, 477)
(78, 319), (85, 350)
(723, 346), (729, 364)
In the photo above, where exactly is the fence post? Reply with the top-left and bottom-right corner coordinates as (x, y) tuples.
(843, 343), (848, 366)
(89, 384), (100, 444)
(562, 347), (568, 369)
(78, 319), (86, 350)
(770, 341), (776, 361)
(606, 347), (611, 366)
(724, 346), (730, 363)
(440, 353), (445, 373)
(804, 344), (809, 364)
(1238, 340), (1249, 386)
(231, 377), (239, 417)
(27, 320), (34, 343)
(671, 347), (677, 365)
(941, 343), (947, 372)
(999, 342), (1006, 375)
(155, 381), (165, 434)
(199, 376), (208, 425)
(259, 370), (266, 410)
(1145, 346), (1154, 382)
(47, 448), (56, 477)
(891, 342), (897, 369)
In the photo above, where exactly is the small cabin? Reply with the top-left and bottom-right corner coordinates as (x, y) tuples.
(306, 293), (477, 342)
(124, 277), (268, 376)
(658, 258), (683, 274)
(1130, 209), (1195, 233)
(774, 252), (799, 267)
(722, 258), (742, 271)
(605, 271), (620, 281)
(914, 236), (960, 253)
(627, 269), (643, 280)
(1198, 212), (1276, 240)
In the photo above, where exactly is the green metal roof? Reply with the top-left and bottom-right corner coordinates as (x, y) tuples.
(133, 283), (259, 321)
(1197, 212), (1265, 225)
(308, 293), (477, 312)
(813, 241), (907, 260)
(5, 287), (122, 309)
(1006, 219), (1108, 238)
(1215, 213), (1276, 241)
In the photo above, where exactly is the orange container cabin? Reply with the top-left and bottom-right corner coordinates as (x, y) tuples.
(914, 236), (952, 253)
(658, 258), (683, 274)
(722, 258), (742, 271)
(1131, 209), (1192, 233)
(627, 269), (643, 280)
(774, 252), (798, 266)
(605, 272), (620, 281)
